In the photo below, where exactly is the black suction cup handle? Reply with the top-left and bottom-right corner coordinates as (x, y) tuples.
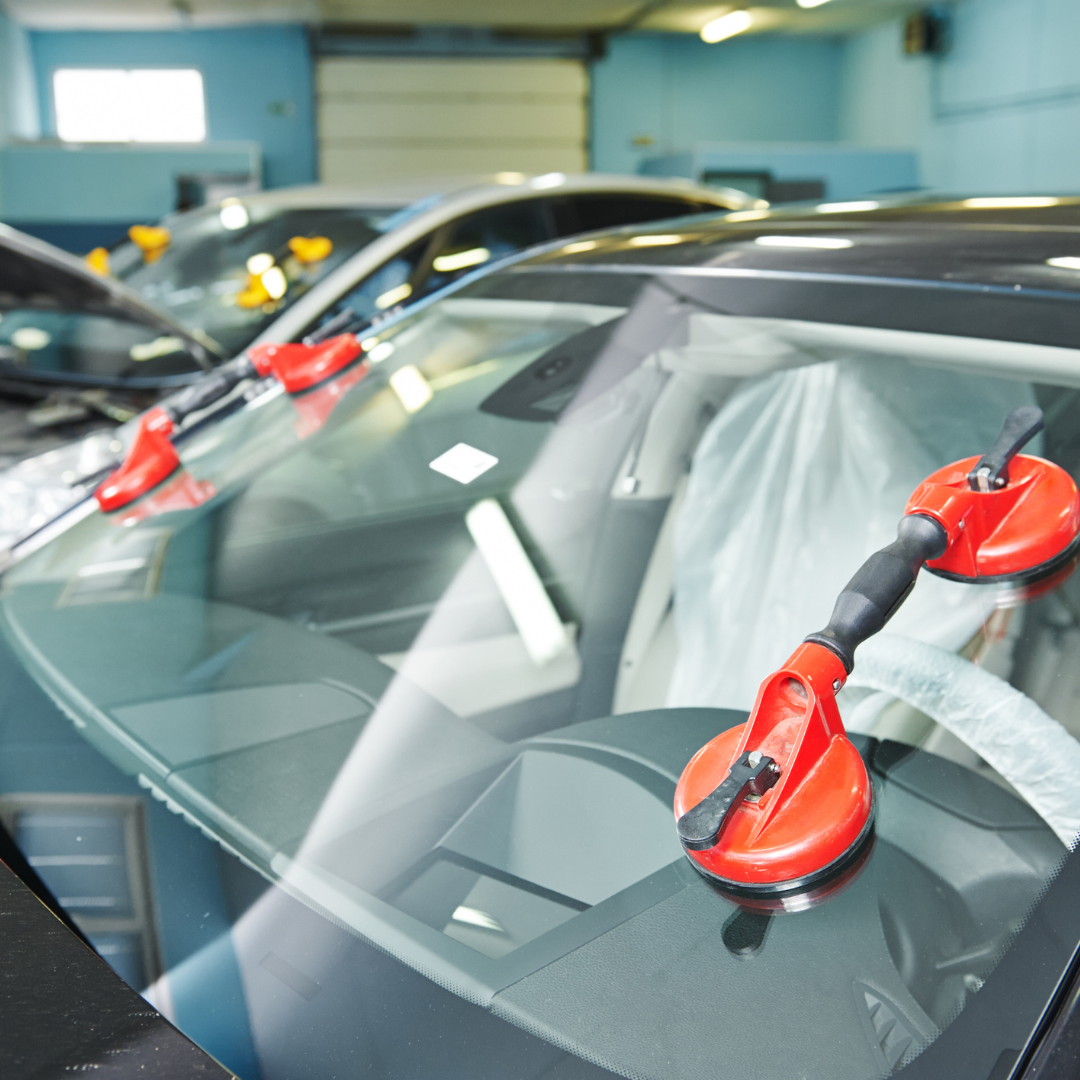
(804, 513), (948, 673)
(968, 405), (1043, 492)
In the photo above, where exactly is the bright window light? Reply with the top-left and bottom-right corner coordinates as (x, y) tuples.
(54, 69), (206, 143)
(1047, 257), (1080, 270)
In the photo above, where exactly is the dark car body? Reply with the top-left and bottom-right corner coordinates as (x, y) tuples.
(4, 196), (1080, 1080)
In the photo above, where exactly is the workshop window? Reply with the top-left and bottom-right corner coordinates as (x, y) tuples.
(53, 68), (206, 143)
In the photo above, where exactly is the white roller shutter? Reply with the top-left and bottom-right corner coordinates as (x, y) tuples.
(317, 57), (588, 185)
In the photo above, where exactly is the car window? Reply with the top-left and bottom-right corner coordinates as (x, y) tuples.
(0, 308), (203, 383)
(110, 205), (393, 357)
(547, 194), (711, 236)
(414, 200), (550, 300)
(312, 236), (433, 329)
(4, 262), (1080, 1080)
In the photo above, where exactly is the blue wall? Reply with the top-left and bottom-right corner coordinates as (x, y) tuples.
(0, 9), (39, 144)
(839, 0), (1080, 194)
(29, 25), (315, 190)
(591, 32), (844, 175)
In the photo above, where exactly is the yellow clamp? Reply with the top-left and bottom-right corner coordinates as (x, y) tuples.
(128, 225), (171, 263)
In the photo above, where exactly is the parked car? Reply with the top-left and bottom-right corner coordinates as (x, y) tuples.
(3, 197), (1080, 1079)
(97, 174), (757, 360)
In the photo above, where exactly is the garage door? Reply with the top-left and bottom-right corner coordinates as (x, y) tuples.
(317, 57), (588, 185)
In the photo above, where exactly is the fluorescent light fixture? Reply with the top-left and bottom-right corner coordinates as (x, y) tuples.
(816, 201), (879, 213)
(962, 197), (1060, 209)
(375, 282), (413, 310)
(562, 239), (598, 254)
(466, 498), (570, 666)
(219, 200), (249, 230)
(389, 364), (433, 414)
(366, 340), (395, 363)
(724, 209), (770, 222)
(754, 235), (854, 249)
(432, 247), (490, 273)
(246, 252), (274, 275)
(429, 443), (499, 485)
(494, 172), (527, 185)
(260, 266), (287, 300)
(700, 10), (753, 42)
(54, 68), (205, 143)
(530, 172), (566, 190)
(796, 0), (831, 7)
(1047, 257), (1080, 270)
(628, 234), (683, 247)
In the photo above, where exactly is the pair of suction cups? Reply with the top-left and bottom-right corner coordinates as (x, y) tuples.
(674, 406), (1080, 903)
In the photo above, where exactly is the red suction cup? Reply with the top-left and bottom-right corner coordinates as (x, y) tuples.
(675, 405), (1080, 900)
(675, 643), (873, 895)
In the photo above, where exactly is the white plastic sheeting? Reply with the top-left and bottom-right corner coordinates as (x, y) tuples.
(850, 634), (1080, 848)
(668, 357), (1036, 711)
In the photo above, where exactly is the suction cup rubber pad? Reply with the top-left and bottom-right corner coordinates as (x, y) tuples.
(674, 724), (873, 889)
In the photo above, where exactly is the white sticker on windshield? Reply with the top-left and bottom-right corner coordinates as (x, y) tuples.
(429, 443), (498, 484)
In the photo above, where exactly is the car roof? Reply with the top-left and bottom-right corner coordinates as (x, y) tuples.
(366, 194), (1080, 366)
(206, 173), (761, 215)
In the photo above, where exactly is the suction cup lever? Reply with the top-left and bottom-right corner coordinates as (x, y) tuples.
(677, 752), (780, 850)
(968, 404), (1044, 492)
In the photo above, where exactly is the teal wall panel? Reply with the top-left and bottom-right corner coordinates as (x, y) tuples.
(591, 32), (845, 175)
(840, 0), (1080, 194)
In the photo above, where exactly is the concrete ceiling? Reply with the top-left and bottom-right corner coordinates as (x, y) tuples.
(2, 0), (913, 36)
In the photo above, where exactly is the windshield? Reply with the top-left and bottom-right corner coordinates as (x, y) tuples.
(109, 201), (400, 356)
(2, 262), (1080, 1080)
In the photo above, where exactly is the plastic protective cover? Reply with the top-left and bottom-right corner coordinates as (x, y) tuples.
(849, 633), (1080, 846)
(668, 357), (1036, 711)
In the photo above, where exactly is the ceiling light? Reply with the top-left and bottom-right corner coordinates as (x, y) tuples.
(962, 197), (1060, 209)
(366, 340), (395, 363)
(754, 235), (854, 249)
(530, 172), (566, 190)
(816, 201), (879, 213)
(796, 0), (832, 8)
(246, 252), (274, 275)
(432, 247), (491, 273)
(260, 266), (287, 300)
(389, 364), (433, 414)
(700, 10), (753, 43)
(628, 234), (683, 247)
(1047, 257), (1080, 270)
(11, 327), (50, 350)
(219, 199), (249, 230)
(375, 282), (412, 310)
